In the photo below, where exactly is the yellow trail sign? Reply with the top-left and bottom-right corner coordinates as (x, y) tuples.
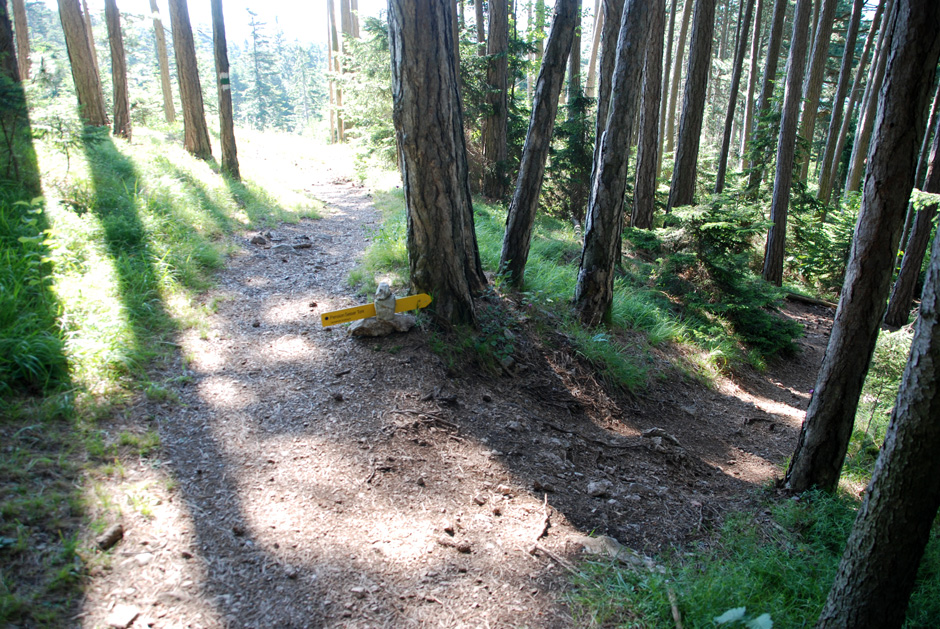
(320, 293), (432, 327)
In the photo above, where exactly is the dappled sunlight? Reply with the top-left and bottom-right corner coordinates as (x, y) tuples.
(197, 375), (259, 410)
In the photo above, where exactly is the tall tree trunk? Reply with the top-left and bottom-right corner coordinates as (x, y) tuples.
(666, 0), (717, 211)
(168, 0), (212, 159)
(657, 0), (679, 177)
(499, 0), (580, 285)
(475, 0), (486, 55)
(148, 0), (175, 124)
(388, 0), (486, 325)
(785, 0), (940, 493)
(739, 0), (763, 168)
(818, 198), (940, 627)
(328, 0), (345, 142)
(57, 0), (108, 127)
(632, 0), (665, 228)
(104, 0), (130, 140)
(796, 0), (838, 181)
(816, 0), (864, 202)
(575, 0), (651, 326)
(211, 0), (239, 180)
(482, 0), (509, 199)
(0, 0), (39, 193)
(819, 0), (884, 203)
(81, 0), (101, 87)
(884, 96), (940, 327)
(350, 0), (360, 37)
(585, 0), (603, 98)
(844, 0), (895, 194)
(567, 4), (582, 106)
(761, 0), (812, 285)
(717, 0), (729, 60)
(745, 0), (788, 194)
(715, 0), (755, 192)
(665, 0), (692, 155)
(11, 0), (28, 81)
(593, 0), (625, 167)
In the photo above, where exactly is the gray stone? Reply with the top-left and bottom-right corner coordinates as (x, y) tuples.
(349, 314), (416, 337)
(249, 235), (267, 245)
(587, 480), (613, 498)
(271, 243), (297, 254)
(106, 604), (139, 628)
(641, 427), (680, 446)
(373, 282), (396, 320)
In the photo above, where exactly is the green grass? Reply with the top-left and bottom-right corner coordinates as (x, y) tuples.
(1, 104), (324, 625)
(568, 490), (940, 628)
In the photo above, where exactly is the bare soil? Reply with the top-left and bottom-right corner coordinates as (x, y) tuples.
(77, 150), (835, 628)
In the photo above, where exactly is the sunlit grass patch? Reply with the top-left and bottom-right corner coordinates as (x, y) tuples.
(568, 490), (940, 627)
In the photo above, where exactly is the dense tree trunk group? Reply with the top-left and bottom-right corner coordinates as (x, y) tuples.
(786, 0), (940, 494)
(499, 0), (580, 286)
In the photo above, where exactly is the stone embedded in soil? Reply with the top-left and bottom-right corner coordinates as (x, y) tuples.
(348, 314), (416, 337)
(96, 523), (124, 551)
(106, 604), (139, 628)
(587, 480), (613, 498)
(271, 243), (297, 254)
(642, 427), (680, 445)
(249, 235), (267, 245)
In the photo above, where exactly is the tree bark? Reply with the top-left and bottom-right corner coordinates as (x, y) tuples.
(844, 0), (895, 194)
(632, 0), (665, 228)
(389, 0), (486, 325)
(168, 0), (212, 159)
(785, 0), (940, 493)
(593, 0), (625, 168)
(567, 3), (582, 106)
(57, 0), (108, 127)
(745, 0), (788, 194)
(819, 0), (884, 203)
(475, 0), (486, 55)
(715, 0), (755, 192)
(585, 0), (603, 98)
(739, 0), (762, 168)
(761, 0), (812, 285)
(211, 0), (239, 180)
(817, 201), (940, 628)
(499, 0), (580, 286)
(327, 0), (345, 143)
(148, 0), (175, 124)
(104, 0), (131, 140)
(11, 0), (28, 81)
(81, 0), (101, 87)
(482, 0), (509, 199)
(664, 0), (692, 156)
(657, 0), (679, 177)
(795, 0), (838, 181)
(0, 0), (39, 193)
(884, 97), (940, 327)
(666, 0), (717, 211)
(815, 0), (864, 201)
(576, 0), (651, 326)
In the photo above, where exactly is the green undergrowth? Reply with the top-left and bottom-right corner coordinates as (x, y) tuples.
(2, 113), (321, 625)
(569, 490), (940, 628)
(349, 181), (803, 391)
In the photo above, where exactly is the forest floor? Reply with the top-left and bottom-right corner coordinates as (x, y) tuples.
(75, 143), (836, 628)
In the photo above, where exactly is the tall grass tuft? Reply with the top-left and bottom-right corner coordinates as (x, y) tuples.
(0, 192), (68, 396)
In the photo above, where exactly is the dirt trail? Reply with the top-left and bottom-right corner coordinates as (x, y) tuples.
(78, 152), (834, 628)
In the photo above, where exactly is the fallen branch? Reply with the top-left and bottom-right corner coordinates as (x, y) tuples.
(531, 543), (579, 575)
(534, 494), (551, 541)
(666, 585), (683, 629)
(784, 291), (837, 309)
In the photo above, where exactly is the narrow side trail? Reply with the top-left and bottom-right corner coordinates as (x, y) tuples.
(78, 142), (832, 628)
